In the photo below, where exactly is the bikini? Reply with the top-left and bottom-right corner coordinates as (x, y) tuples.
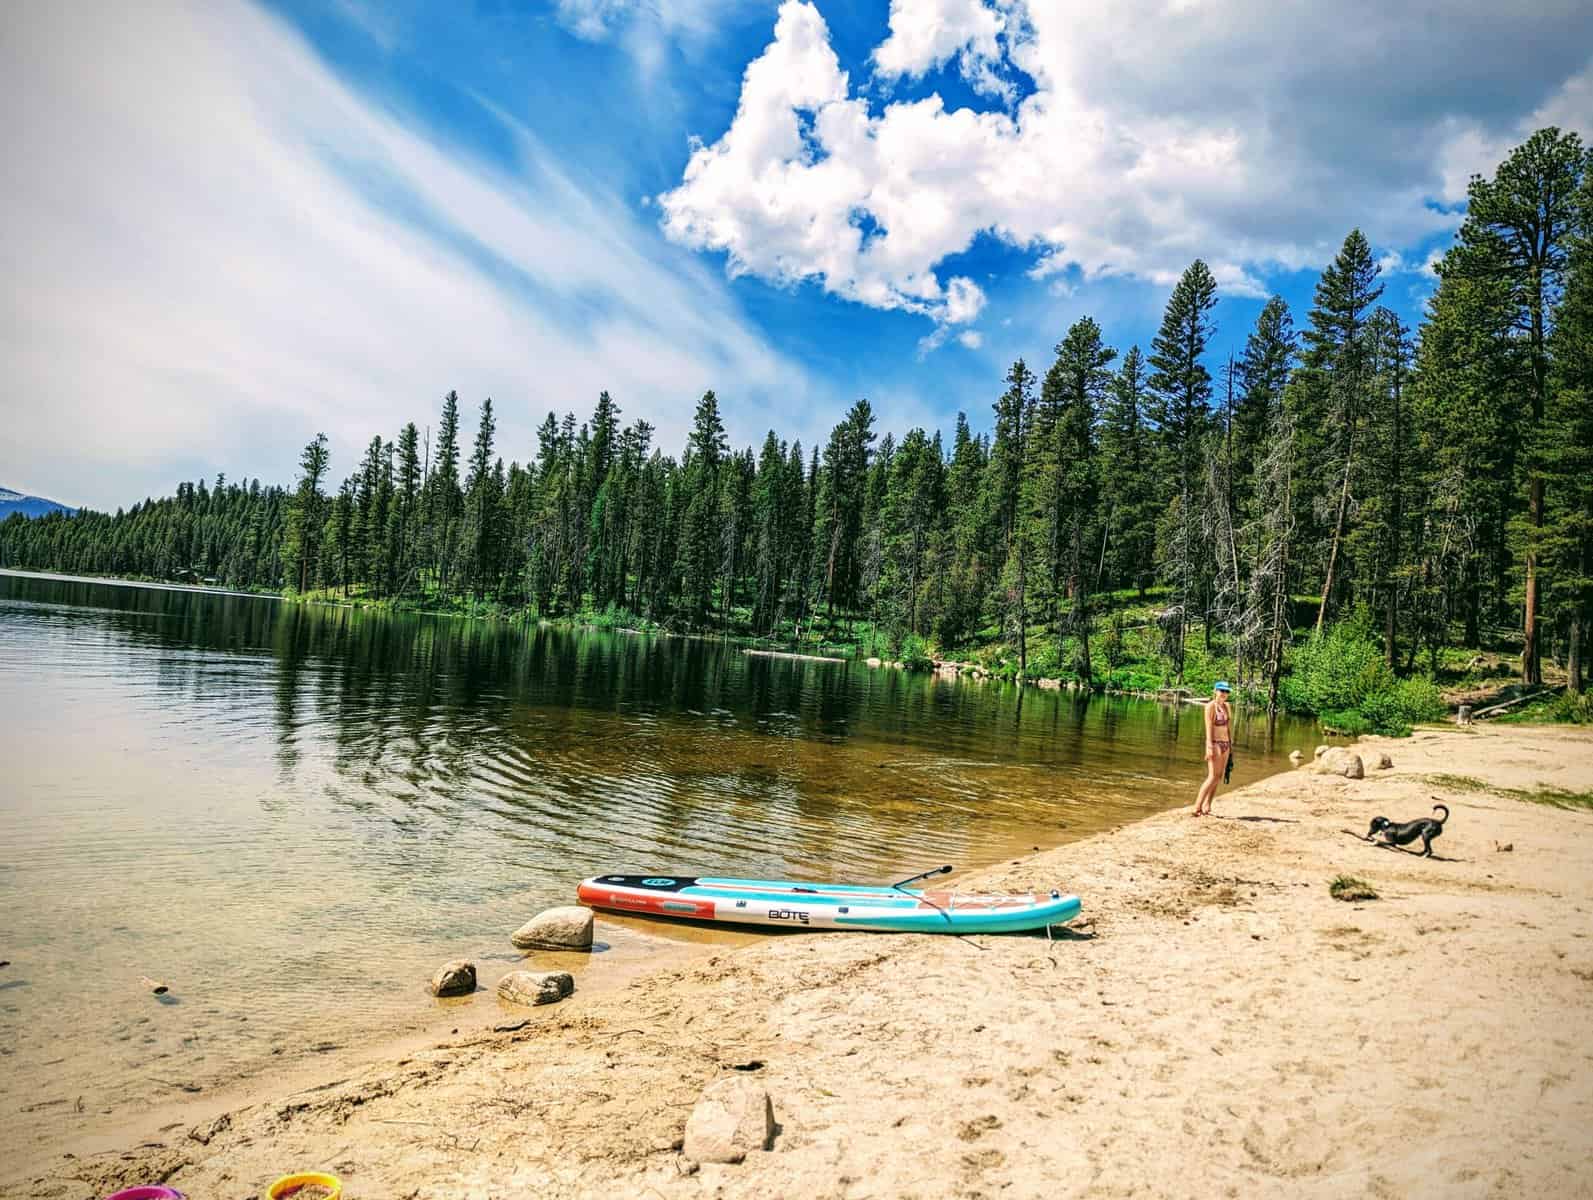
(1212, 703), (1230, 753)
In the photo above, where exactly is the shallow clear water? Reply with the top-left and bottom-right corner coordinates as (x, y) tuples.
(0, 570), (1312, 1154)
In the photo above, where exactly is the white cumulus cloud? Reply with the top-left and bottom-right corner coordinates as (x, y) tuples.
(661, 0), (1593, 332)
(873, 0), (1012, 101)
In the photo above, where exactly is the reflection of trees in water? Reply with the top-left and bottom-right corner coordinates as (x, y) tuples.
(40, 575), (1313, 877)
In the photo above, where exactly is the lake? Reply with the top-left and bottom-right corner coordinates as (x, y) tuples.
(0, 570), (1314, 1159)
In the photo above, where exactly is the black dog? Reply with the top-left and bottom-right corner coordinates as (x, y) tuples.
(1366, 803), (1450, 857)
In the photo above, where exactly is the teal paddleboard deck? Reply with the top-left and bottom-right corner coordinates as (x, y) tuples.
(577, 874), (1081, 934)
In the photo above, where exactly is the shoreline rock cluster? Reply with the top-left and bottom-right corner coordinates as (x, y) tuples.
(428, 904), (595, 1004)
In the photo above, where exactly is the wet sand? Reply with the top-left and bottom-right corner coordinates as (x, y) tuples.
(6, 723), (1592, 1199)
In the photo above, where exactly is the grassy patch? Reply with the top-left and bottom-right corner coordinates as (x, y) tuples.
(1427, 773), (1489, 792)
(1502, 786), (1593, 812)
(1426, 774), (1593, 811)
(1329, 875), (1379, 902)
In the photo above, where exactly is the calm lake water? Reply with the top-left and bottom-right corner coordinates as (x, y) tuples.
(0, 570), (1313, 1158)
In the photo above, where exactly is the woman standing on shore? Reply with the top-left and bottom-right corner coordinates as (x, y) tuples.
(1193, 681), (1232, 816)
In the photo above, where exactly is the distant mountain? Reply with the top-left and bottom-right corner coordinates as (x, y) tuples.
(0, 487), (77, 519)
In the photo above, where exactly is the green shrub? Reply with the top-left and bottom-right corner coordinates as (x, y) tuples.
(899, 632), (934, 673)
(1319, 708), (1374, 736)
(1279, 611), (1395, 716)
(1360, 676), (1447, 735)
(1024, 640), (1062, 680)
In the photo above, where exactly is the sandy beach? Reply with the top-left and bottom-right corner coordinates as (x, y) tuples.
(6, 723), (1592, 1199)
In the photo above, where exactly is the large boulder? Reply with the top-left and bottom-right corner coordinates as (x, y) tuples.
(1313, 747), (1364, 779)
(511, 906), (594, 951)
(682, 1075), (774, 1164)
(497, 969), (575, 1007)
(430, 960), (477, 998)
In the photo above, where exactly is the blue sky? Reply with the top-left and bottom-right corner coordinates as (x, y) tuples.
(2, 0), (1590, 509)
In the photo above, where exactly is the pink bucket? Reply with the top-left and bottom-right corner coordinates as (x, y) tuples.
(103, 1189), (187, 1200)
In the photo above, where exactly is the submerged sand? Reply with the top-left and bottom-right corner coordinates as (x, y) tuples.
(6, 724), (1592, 1199)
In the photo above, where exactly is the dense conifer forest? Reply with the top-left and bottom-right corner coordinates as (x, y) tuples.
(6, 130), (1591, 728)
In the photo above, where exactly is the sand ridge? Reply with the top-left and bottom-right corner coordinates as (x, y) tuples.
(7, 724), (1592, 1199)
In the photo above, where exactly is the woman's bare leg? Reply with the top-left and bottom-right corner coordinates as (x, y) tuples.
(1194, 760), (1218, 814)
(1201, 751), (1229, 814)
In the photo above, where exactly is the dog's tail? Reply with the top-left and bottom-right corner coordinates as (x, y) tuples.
(1431, 803), (1450, 826)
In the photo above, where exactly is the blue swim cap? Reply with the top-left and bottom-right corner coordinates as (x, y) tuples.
(1213, 681), (1232, 692)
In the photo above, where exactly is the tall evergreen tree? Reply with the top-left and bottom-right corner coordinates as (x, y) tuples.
(463, 398), (498, 599)
(990, 360), (1038, 676)
(1234, 297), (1297, 529)
(1147, 259), (1219, 675)
(679, 391), (727, 622)
(1100, 346), (1158, 597)
(1294, 229), (1384, 634)
(1545, 159), (1593, 692)
(281, 433), (329, 593)
(1449, 128), (1585, 683)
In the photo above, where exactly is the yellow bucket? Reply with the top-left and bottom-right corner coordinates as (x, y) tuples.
(264, 1173), (341, 1200)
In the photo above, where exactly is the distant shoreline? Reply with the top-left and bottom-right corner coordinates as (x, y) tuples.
(0, 567), (281, 602)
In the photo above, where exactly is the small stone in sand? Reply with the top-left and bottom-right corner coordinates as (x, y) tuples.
(1376, 753), (1394, 769)
(511, 906), (594, 951)
(1314, 744), (1330, 758)
(430, 960), (477, 998)
(1289, 750), (1304, 764)
(497, 969), (575, 1007)
(683, 1074), (774, 1164)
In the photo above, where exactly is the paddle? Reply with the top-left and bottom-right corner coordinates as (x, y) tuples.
(890, 864), (955, 924)
(890, 864), (954, 890)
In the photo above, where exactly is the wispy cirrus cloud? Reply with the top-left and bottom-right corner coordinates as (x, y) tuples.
(0, 0), (813, 510)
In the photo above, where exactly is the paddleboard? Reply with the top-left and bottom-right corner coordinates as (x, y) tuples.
(576, 874), (1081, 934)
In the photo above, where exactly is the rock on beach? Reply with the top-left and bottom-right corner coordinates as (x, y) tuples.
(1313, 747), (1365, 779)
(430, 960), (477, 997)
(511, 906), (594, 951)
(497, 970), (575, 1007)
(683, 1074), (774, 1164)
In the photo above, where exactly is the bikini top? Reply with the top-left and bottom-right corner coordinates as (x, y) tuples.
(1213, 703), (1229, 728)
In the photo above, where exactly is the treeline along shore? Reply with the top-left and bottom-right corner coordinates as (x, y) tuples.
(5, 130), (1591, 732)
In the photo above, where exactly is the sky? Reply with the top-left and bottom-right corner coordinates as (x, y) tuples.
(2, 0), (1590, 511)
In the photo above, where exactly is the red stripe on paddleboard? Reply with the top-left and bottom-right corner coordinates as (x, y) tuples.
(578, 882), (716, 920)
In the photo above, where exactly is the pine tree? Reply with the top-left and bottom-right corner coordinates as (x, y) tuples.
(1147, 260), (1219, 675)
(281, 433), (329, 593)
(1545, 159), (1593, 692)
(990, 360), (1038, 676)
(426, 391), (463, 599)
(1039, 317), (1115, 679)
(752, 432), (786, 633)
(1410, 248), (1523, 661)
(1450, 128), (1585, 683)
(463, 398), (498, 599)
(815, 400), (876, 619)
(680, 391), (727, 623)
(1296, 229), (1384, 634)
(393, 423), (422, 596)
(1234, 297), (1296, 532)
(1100, 347), (1158, 597)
